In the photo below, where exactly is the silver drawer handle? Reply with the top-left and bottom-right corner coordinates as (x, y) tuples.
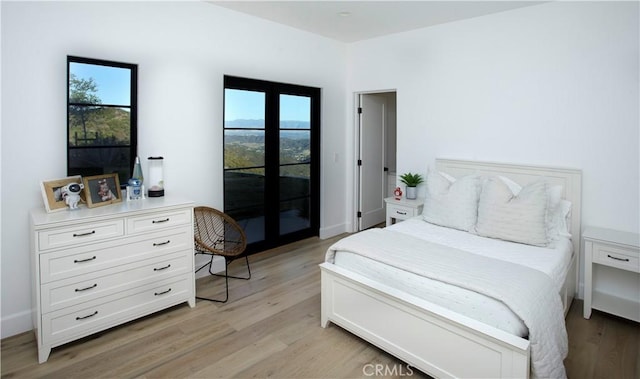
(153, 240), (171, 246)
(76, 311), (98, 320)
(154, 288), (172, 296)
(75, 283), (97, 292)
(74, 256), (97, 263)
(73, 230), (96, 237)
(396, 211), (407, 215)
(152, 218), (170, 224)
(153, 264), (171, 271)
(607, 254), (630, 262)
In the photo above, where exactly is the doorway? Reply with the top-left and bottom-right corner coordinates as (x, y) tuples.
(356, 91), (397, 231)
(223, 76), (321, 254)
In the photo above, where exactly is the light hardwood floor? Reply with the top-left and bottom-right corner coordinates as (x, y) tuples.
(2, 234), (638, 378)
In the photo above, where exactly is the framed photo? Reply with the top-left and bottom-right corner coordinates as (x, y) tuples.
(83, 174), (122, 208)
(40, 176), (84, 213)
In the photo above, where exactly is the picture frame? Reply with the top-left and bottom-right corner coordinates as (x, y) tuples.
(83, 174), (122, 208)
(40, 176), (84, 213)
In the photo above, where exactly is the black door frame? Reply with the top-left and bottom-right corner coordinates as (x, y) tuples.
(223, 75), (320, 254)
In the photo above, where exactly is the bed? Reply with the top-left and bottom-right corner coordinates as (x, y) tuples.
(319, 159), (582, 379)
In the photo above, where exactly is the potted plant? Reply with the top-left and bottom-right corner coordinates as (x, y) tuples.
(399, 172), (424, 200)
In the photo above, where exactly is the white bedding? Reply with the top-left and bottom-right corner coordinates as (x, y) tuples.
(327, 218), (572, 378)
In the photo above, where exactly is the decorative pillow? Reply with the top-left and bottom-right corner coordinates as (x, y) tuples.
(476, 177), (549, 246)
(497, 176), (571, 243)
(422, 171), (481, 231)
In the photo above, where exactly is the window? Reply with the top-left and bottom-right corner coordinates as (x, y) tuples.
(67, 56), (137, 186)
(224, 76), (320, 253)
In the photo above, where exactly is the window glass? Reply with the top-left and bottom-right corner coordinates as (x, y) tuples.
(67, 57), (137, 186)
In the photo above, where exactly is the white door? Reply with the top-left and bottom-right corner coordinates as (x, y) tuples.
(358, 94), (386, 230)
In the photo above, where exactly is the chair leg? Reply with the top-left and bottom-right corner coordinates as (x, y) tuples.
(196, 256), (251, 303)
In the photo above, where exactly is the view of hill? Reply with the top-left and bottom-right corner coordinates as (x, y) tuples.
(225, 119), (310, 129)
(225, 119), (311, 177)
(68, 107), (130, 146)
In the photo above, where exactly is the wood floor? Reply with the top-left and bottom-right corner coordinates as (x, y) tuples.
(2, 234), (638, 378)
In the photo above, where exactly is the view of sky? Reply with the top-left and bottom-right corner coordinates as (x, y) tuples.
(70, 62), (131, 105)
(225, 89), (310, 122)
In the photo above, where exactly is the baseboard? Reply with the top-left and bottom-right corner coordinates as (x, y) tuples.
(319, 222), (350, 239)
(1, 309), (33, 339)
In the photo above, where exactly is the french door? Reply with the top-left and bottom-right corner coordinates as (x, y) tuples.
(223, 76), (320, 254)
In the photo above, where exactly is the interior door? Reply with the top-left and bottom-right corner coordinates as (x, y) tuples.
(358, 94), (386, 230)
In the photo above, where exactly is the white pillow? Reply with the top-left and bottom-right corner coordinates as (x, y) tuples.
(476, 178), (549, 246)
(497, 176), (571, 242)
(422, 171), (481, 232)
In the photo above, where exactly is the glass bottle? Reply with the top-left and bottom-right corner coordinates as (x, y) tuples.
(132, 156), (144, 183)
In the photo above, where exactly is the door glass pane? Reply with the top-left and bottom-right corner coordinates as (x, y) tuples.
(224, 130), (265, 168)
(280, 198), (310, 235)
(224, 89), (266, 244)
(224, 168), (265, 244)
(279, 94), (311, 236)
(279, 130), (310, 164)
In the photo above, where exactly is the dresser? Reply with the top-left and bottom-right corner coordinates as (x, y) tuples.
(583, 226), (639, 322)
(30, 196), (196, 363)
(384, 197), (424, 226)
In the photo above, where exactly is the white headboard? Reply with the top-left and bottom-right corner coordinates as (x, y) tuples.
(435, 158), (583, 261)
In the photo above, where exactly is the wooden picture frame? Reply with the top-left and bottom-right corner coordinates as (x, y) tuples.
(40, 176), (84, 213)
(83, 174), (122, 208)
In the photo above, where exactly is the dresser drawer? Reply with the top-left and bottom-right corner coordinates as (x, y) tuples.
(41, 251), (192, 313)
(127, 209), (192, 235)
(38, 220), (124, 251)
(42, 275), (191, 346)
(593, 243), (640, 273)
(40, 227), (192, 283)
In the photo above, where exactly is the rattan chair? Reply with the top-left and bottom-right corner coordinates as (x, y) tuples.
(193, 206), (251, 302)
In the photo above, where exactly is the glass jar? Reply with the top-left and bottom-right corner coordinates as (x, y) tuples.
(147, 156), (165, 197)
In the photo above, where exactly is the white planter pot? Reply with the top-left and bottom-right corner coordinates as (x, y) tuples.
(406, 186), (417, 200)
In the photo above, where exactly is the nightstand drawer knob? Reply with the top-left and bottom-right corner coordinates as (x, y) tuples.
(396, 211), (407, 215)
(607, 254), (630, 262)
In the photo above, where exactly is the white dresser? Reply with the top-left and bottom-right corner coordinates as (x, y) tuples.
(30, 196), (196, 363)
(583, 226), (639, 322)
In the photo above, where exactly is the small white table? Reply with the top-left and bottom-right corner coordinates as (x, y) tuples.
(384, 197), (424, 227)
(583, 226), (640, 322)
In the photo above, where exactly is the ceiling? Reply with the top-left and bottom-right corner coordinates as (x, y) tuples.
(209, 1), (544, 43)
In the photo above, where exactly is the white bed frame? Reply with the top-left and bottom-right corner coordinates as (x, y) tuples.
(320, 159), (582, 378)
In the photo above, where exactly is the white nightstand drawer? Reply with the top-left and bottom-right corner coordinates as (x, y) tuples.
(126, 209), (192, 234)
(40, 227), (192, 283)
(388, 204), (414, 220)
(38, 220), (124, 251)
(41, 251), (192, 313)
(593, 244), (639, 273)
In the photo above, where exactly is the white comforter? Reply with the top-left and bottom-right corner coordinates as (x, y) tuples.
(326, 228), (568, 379)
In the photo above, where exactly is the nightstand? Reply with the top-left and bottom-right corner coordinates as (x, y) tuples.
(583, 226), (640, 322)
(384, 197), (424, 227)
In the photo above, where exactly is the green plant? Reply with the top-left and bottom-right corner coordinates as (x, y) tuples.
(399, 172), (424, 187)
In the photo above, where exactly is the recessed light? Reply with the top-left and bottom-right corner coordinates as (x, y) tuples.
(338, 11), (351, 17)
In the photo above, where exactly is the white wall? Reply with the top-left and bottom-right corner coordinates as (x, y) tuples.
(348, 1), (639, 293)
(1, 1), (348, 338)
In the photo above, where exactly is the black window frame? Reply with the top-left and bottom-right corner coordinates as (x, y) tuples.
(66, 56), (138, 187)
